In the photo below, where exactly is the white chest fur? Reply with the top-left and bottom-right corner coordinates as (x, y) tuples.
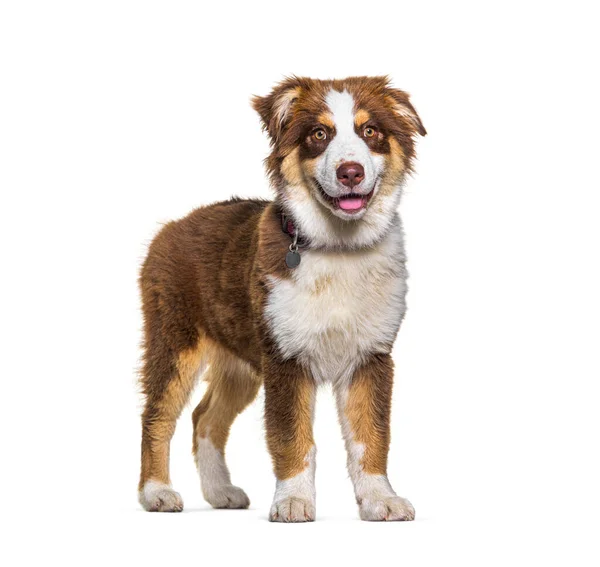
(264, 219), (408, 386)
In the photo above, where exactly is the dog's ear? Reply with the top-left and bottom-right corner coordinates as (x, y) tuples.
(384, 87), (427, 137)
(252, 77), (302, 142)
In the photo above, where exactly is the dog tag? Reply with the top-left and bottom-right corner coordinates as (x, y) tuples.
(285, 250), (301, 269)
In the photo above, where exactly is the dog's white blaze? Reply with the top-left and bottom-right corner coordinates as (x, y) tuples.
(281, 88), (403, 249)
(265, 217), (407, 386)
(314, 90), (384, 202)
(323, 90), (372, 169)
(269, 446), (316, 520)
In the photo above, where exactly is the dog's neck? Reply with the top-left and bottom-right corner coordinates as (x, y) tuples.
(277, 183), (403, 251)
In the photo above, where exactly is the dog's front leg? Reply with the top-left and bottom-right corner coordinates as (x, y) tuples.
(335, 354), (415, 521)
(263, 357), (316, 522)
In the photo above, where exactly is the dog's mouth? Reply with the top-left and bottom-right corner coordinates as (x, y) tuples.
(316, 182), (375, 214)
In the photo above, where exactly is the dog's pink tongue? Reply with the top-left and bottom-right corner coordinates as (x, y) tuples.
(339, 197), (364, 211)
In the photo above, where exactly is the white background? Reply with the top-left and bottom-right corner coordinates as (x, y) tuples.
(1, 1), (599, 565)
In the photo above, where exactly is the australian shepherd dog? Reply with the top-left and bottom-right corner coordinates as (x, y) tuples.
(138, 76), (426, 522)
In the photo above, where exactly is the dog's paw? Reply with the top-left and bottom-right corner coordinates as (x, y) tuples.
(269, 497), (315, 523)
(139, 481), (183, 512)
(204, 484), (250, 509)
(359, 496), (415, 521)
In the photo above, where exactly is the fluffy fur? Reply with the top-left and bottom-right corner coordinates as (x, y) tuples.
(264, 217), (407, 387)
(137, 76), (425, 521)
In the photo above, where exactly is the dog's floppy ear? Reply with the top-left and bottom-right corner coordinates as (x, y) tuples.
(252, 77), (302, 142)
(385, 87), (427, 137)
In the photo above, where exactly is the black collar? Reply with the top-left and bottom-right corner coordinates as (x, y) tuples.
(280, 211), (308, 269)
(280, 212), (308, 248)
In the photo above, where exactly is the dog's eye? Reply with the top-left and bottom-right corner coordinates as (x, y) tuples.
(364, 126), (377, 138)
(313, 129), (327, 141)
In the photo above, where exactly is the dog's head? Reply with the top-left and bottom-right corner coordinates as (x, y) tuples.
(253, 76), (425, 247)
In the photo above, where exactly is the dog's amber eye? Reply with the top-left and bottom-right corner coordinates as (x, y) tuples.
(364, 126), (376, 138)
(313, 129), (327, 141)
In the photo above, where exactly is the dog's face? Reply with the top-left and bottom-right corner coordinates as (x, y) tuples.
(253, 76), (426, 225)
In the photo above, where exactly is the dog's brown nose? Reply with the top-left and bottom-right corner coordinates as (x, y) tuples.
(336, 162), (365, 189)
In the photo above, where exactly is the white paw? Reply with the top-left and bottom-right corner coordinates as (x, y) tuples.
(359, 496), (415, 521)
(139, 481), (183, 512)
(269, 497), (315, 523)
(204, 484), (250, 509)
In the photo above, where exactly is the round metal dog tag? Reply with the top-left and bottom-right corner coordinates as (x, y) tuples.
(285, 250), (301, 269)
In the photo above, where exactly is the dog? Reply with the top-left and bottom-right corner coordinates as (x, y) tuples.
(137, 76), (426, 522)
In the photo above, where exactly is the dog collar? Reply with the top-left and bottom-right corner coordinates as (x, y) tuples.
(281, 212), (306, 269)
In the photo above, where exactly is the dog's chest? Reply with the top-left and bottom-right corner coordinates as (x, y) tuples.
(264, 227), (407, 384)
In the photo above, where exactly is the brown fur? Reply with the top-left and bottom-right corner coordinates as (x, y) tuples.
(192, 341), (261, 454)
(354, 108), (371, 127)
(138, 200), (304, 489)
(263, 357), (316, 479)
(342, 354), (394, 475)
(252, 75), (425, 190)
(138, 76), (424, 510)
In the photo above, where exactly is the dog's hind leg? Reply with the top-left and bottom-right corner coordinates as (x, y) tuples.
(192, 345), (261, 509)
(138, 274), (206, 512)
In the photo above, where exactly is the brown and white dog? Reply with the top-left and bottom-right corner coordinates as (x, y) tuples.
(138, 76), (426, 522)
